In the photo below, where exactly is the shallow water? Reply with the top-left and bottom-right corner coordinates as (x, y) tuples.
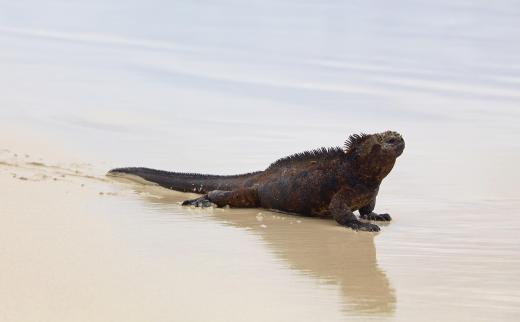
(1, 0), (520, 321)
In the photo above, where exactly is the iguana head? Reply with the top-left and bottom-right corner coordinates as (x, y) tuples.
(344, 131), (405, 184)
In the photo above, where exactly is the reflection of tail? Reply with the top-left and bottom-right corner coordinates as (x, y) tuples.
(108, 167), (260, 193)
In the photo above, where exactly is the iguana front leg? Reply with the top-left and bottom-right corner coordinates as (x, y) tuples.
(329, 188), (380, 232)
(182, 187), (259, 208)
(359, 198), (392, 221)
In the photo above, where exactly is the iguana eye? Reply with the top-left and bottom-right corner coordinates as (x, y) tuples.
(387, 138), (398, 144)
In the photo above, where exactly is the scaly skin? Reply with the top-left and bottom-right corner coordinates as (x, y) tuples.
(108, 131), (405, 232)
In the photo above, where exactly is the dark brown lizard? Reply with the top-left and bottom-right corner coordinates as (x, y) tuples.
(108, 131), (405, 232)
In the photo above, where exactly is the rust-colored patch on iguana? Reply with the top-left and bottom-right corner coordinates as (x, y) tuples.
(109, 131), (405, 232)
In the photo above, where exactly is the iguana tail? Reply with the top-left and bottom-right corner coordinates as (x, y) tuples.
(107, 167), (261, 193)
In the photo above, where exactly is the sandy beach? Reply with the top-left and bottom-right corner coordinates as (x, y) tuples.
(1, 123), (519, 322)
(0, 130), (393, 322)
(1, 0), (520, 321)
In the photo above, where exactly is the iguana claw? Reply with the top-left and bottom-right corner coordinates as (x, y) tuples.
(360, 212), (392, 221)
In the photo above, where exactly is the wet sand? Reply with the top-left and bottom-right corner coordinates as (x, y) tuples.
(0, 138), (393, 322)
(1, 129), (519, 322)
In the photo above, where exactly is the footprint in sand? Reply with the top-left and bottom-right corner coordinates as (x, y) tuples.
(99, 191), (117, 196)
(27, 162), (46, 167)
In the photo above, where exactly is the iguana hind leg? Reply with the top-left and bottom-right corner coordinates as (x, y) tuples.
(182, 187), (259, 208)
(359, 199), (392, 221)
(182, 195), (214, 207)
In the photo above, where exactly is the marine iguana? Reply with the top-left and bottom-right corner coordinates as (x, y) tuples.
(108, 131), (405, 232)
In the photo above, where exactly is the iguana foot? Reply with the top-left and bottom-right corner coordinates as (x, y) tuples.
(345, 220), (380, 232)
(360, 212), (392, 221)
(182, 195), (214, 207)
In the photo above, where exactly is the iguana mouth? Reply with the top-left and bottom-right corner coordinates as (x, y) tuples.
(395, 141), (405, 157)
